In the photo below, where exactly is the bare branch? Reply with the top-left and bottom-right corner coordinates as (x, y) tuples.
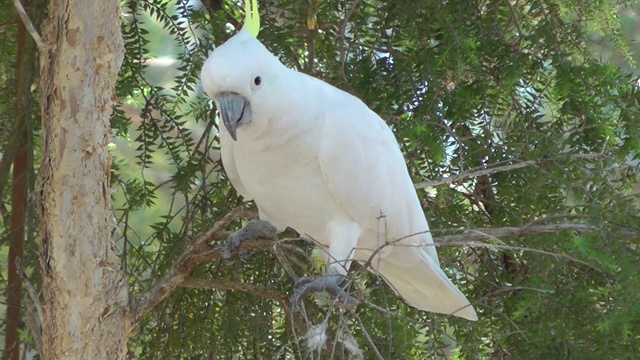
(12, 0), (44, 49)
(462, 242), (598, 269)
(352, 313), (384, 360)
(16, 256), (44, 357)
(415, 153), (607, 189)
(273, 242), (300, 281)
(360, 221), (599, 274)
(130, 202), (599, 331)
(15, 258), (44, 325)
(336, 0), (362, 89)
(182, 278), (286, 306)
(434, 223), (598, 245)
(504, 0), (523, 41)
(0, 130), (17, 202)
(24, 298), (43, 356)
(130, 207), (258, 325)
(181, 278), (308, 333)
(415, 160), (537, 189)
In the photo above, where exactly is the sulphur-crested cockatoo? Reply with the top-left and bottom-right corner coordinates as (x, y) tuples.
(201, 0), (477, 320)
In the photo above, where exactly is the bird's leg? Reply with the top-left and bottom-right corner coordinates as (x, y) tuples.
(291, 220), (361, 310)
(292, 267), (356, 310)
(222, 219), (278, 259)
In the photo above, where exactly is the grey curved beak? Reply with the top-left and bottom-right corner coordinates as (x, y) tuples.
(216, 92), (252, 141)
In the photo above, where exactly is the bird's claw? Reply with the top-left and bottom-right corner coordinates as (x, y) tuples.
(222, 219), (277, 259)
(292, 275), (357, 311)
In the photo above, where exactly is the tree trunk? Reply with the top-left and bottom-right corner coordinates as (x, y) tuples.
(6, 0), (41, 357)
(37, 0), (130, 358)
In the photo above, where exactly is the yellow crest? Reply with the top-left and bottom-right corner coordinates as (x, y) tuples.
(243, 0), (260, 37)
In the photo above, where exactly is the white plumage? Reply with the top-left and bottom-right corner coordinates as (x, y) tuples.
(201, 29), (477, 321)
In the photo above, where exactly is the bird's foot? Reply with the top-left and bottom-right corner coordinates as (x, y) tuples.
(292, 274), (356, 311)
(222, 219), (277, 259)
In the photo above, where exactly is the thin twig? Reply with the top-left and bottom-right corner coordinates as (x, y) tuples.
(461, 241), (598, 269)
(359, 221), (598, 274)
(181, 278), (308, 334)
(0, 130), (17, 201)
(131, 207), (248, 324)
(434, 223), (598, 244)
(336, 0), (362, 89)
(182, 278), (286, 306)
(24, 300), (43, 355)
(15, 258), (44, 324)
(273, 242), (299, 281)
(12, 0), (44, 49)
(415, 153), (607, 189)
(415, 160), (536, 189)
(352, 312), (384, 360)
(504, 0), (523, 41)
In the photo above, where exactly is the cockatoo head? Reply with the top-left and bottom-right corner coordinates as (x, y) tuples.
(201, 0), (282, 140)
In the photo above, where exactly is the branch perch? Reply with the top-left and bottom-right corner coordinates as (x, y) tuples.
(130, 207), (261, 324)
(130, 206), (598, 331)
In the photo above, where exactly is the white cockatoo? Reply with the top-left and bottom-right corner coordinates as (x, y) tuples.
(201, 0), (477, 320)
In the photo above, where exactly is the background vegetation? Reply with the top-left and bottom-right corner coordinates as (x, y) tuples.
(1, 0), (639, 358)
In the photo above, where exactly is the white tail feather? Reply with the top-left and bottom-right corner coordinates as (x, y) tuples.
(374, 248), (478, 321)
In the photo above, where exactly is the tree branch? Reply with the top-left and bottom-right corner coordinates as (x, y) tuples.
(435, 223), (598, 245)
(131, 203), (599, 331)
(14, 259), (42, 360)
(336, 0), (362, 90)
(182, 278), (285, 303)
(15, 258), (43, 326)
(181, 276), (308, 335)
(24, 297), (43, 356)
(130, 207), (269, 326)
(0, 127), (18, 203)
(360, 221), (599, 273)
(415, 160), (537, 189)
(12, 0), (44, 49)
(415, 153), (606, 189)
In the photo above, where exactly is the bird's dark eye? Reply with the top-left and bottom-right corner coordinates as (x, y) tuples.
(254, 76), (262, 86)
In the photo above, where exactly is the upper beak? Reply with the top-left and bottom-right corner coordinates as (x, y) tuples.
(216, 92), (252, 141)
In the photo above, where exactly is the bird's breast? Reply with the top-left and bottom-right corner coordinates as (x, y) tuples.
(229, 136), (348, 245)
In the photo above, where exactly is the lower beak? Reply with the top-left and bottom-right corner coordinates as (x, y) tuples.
(216, 92), (252, 141)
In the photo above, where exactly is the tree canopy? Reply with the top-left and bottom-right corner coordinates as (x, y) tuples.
(1, 0), (639, 358)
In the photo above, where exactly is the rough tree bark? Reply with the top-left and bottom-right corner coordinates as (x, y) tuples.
(37, 0), (130, 358)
